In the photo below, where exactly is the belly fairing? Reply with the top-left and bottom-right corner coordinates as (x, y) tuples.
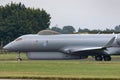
(26, 52), (80, 60)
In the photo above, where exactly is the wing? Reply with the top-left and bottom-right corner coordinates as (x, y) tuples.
(61, 37), (115, 55)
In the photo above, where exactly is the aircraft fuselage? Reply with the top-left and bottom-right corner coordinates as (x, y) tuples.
(3, 34), (120, 60)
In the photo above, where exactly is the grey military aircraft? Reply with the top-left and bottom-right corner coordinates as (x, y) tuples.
(3, 32), (120, 61)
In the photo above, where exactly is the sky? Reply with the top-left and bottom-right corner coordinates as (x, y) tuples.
(1, 0), (120, 31)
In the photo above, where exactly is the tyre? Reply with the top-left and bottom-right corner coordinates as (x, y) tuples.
(17, 58), (22, 61)
(95, 55), (103, 61)
(103, 55), (111, 61)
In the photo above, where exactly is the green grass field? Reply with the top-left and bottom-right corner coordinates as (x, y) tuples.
(0, 53), (120, 80)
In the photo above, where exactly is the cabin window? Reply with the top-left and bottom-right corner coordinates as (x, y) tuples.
(15, 38), (22, 41)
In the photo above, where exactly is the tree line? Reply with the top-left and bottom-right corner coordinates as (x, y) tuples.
(0, 2), (51, 45)
(51, 25), (120, 34)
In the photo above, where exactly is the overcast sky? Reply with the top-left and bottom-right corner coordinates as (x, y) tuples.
(1, 0), (120, 30)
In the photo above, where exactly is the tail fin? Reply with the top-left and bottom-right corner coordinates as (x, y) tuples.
(104, 37), (115, 48)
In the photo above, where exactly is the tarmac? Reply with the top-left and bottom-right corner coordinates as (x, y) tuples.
(0, 56), (120, 61)
(83, 56), (120, 61)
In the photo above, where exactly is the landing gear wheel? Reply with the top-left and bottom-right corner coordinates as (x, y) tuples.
(95, 55), (103, 61)
(17, 58), (22, 61)
(17, 52), (22, 61)
(103, 55), (111, 61)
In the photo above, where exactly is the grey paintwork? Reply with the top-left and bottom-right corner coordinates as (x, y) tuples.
(3, 34), (120, 60)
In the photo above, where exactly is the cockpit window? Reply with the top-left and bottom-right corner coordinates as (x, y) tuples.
(15, 38), (22, 41)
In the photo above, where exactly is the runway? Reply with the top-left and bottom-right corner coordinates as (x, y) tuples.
(0, 57), (120, 61)
(81, 56), (120, 61)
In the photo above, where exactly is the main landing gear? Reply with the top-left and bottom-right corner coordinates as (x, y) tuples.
(17, 52), (22, 61)
(95, 55), (111, 61)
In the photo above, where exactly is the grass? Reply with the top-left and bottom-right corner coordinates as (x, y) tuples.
(0, 52), (27, 60)
(0, 53), (120, 80)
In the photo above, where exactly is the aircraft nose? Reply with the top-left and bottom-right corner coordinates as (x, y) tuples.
(3, 42), (15, 51)
(3, 44), (12, 51)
